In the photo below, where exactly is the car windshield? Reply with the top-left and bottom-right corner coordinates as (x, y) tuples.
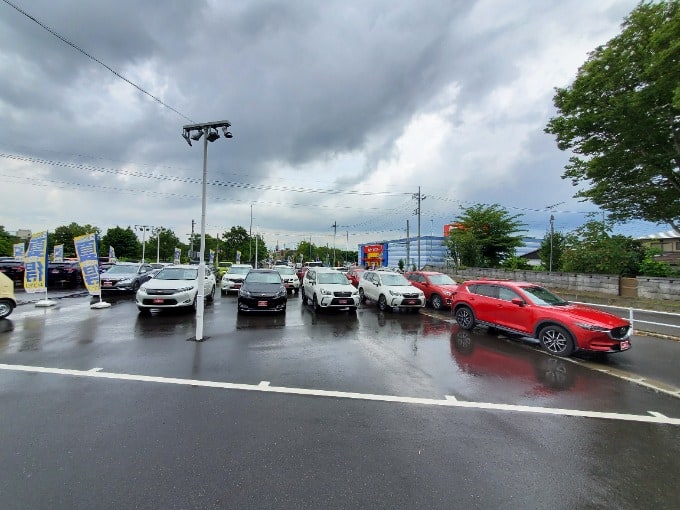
(156, 268), (197, 280)
(246, 272), (281, 284)
(317, 272), (350, 285)
(276, 267), (296, 275)
(380, 274), (409, 286)
(105, 265), (138, 275)
(427, 274), (456, 285)
(522, 286), (569, 306)
(228, 266), (251, 275)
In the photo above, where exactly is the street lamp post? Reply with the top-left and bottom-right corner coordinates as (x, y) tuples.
(154, 226), (165, 264)
(135, 225), (153, 262)
(181, 120), (232, 341)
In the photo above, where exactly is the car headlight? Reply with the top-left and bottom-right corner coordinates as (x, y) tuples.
(320, 288), (332, 295)
(352, 289), (359, 296)
(119, 278), (132, 284)
(277, 288), (287, 298)
(443, 291), (452, 296)
(389, 289), (402, 297)
(177, 286), (194, 293)
(239, 289), (252, 297)
(575, 323), (610, 332)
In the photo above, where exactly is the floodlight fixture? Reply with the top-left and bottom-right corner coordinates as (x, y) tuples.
(182, 130), (192, 146)
(191, 130), (204, 141)
(222, 126), (233, 138)
(206, 128), (220, 142)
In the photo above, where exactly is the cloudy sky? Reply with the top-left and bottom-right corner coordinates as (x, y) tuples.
(0, 0), (662, 251)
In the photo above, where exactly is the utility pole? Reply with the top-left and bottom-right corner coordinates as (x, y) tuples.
(189, 219), (195, 261)
(249, 203), (253, 263)
(406, 219), (410, 269)
(549, 214), (555, 273)
(135, 224), (154, 263)
(413, 187), (426, 269)
(331, 221), (337, 266)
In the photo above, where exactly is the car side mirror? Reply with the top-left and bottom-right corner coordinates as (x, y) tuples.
(511, 298), (524, 306)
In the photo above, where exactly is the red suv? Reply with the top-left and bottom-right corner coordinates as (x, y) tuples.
(404, 271), (458, 310)
(451, 280), (631, 356)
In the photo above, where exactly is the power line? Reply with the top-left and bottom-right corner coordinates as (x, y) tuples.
(1, 0), (193, 122)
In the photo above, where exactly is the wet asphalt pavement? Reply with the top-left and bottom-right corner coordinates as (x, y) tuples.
(1, 291), (679, 509)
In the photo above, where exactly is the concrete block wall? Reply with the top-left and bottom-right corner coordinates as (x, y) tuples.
(637, 277), (679, 300)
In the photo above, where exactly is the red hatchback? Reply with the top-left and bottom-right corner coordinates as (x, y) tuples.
(346, 267), (366, 288)
(405, 271), (458, 310)
(451, 280), (631, 356)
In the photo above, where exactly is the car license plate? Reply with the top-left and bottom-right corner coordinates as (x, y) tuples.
(257, 300), (268, 307)
(620, 340), (631, 350)
(406, 299), (416, 305)
(102, 281), (112, 287)
(338, 299), (347, 304)
(51, 269), (59, 274)
(152, 299), (165, 304)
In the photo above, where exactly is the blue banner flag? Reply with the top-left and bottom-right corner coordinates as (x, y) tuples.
(108, 245), (116, 261)
(54, 244), (64, 262)
(13, 243), (24, 260)
(209, 249), (215, 264)
(74, 233), (101, 296)
(174, 247), (181, 264)
(236, 250), (241, 263)
(24, 231), (48, 293)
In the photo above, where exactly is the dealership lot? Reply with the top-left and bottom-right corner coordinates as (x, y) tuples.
(1, 292), (679, 509)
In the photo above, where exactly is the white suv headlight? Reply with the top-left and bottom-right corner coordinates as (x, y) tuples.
(320, 288), (332, 295)
(389, 289), (402, 297)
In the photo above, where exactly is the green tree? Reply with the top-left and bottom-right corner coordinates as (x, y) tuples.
(538, 230), (567, 271)
(545, 1), (680, 232)
(0, 225), (18, 256)
(638, 247), (673, 276)
(50, 223), (101, 258)
(222, 226), (252, 264)
(146, 228), (182, 263)
(445, 204), (526, 267)
(561, 217), (645, 276)
(100, 226), (141, 260)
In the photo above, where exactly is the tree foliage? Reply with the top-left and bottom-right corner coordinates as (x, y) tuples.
(561, 217), (645, 276)
(50, 223), (101, 258)
(445, 204), (526, 267)
(100, 226), (141, 260)
(538, 230), (568, 271)
(0, 225), (18, 256)
(545, 1), (680, 231)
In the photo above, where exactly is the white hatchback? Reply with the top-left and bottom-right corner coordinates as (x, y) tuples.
(136, 264), (216, 314)
(302, 267), (359, 311)
(358, 270), (425, 312)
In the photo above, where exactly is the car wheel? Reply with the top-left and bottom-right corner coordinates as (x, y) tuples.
(378, 294), (391, 312)
(431, 294), (443, 311)
(359, 288), (366, 304)
(312, 294), (320, 311)
(137, 306), (151, 316)
(301, 288), (308, 305)
(0, 299), (14, 319)
(207, 285), (215, 302)
(220, 289), (226, 296)
(191, 296), (197, 312)
(455, 306), (476, 330)
(538, 325), (575, 357)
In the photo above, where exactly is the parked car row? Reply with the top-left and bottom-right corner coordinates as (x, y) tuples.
(1, 255), (634, 358)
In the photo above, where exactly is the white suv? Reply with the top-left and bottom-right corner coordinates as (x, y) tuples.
(274, 265), (300, 294)
(220, 264), (252, 295)
(302, 267), (359, 311)
(358, 270), (425, 312)
(136, 264), (216, 314)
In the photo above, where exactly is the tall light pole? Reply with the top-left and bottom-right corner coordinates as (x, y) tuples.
(135, 225), (153, 262)
(153, 226), (165, 263)
(181, 120), (233, 341)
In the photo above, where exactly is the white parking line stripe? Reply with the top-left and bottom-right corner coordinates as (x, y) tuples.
(1, 363), (678, 426)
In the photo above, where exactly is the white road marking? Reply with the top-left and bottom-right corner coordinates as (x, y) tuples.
(89, 367), (103, 372)
(1, 363), (678, 426)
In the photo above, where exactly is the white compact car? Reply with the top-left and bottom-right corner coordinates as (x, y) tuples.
(220, 264), (253, 295)
(358, 270), (425, 312)
(302, 267), (359, 311)
(136, 264), (216, 314)
(274, 265), (300, 294)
